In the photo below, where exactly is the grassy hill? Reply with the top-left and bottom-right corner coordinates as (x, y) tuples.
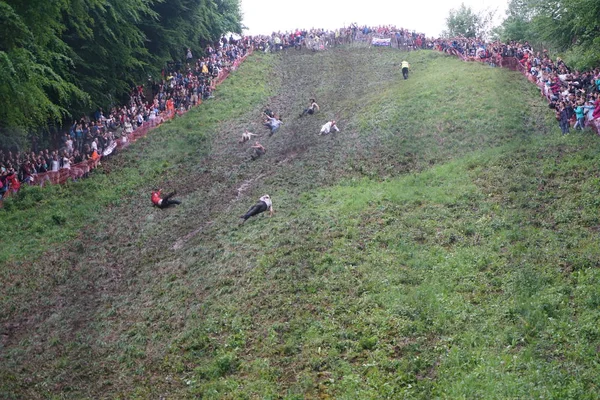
(2, 47), (600, 399)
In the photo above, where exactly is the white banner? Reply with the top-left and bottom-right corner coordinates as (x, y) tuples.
(372, 38), (391, 46)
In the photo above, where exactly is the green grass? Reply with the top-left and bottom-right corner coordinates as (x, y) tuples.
(2, 47), (600, 399)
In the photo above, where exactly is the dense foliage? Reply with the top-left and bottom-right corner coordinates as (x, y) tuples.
(444, 4), (480, 38)
(0, 0), (242, 146)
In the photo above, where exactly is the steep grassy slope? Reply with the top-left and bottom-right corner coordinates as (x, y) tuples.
(2, 47), (600, 399)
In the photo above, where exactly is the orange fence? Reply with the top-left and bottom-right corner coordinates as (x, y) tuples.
(5, 49), (253, 197)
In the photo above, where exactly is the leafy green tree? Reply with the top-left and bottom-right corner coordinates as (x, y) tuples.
(0, 0), (243, 147)
(445, 3), (480, 38)
(0, 1), (89, 146)
(498, 0), (600, 69)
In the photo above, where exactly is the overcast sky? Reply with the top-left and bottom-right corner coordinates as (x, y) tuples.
(240, 0), (510, 37)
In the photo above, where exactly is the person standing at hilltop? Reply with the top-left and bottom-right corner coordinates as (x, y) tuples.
(401, 60), (410, 79)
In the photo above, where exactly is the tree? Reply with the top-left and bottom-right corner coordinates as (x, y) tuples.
(0, 0), (90, 147)
(446, 3), (480, 38)
(498, 0), (600, 69)
(0, 0), (243, 147)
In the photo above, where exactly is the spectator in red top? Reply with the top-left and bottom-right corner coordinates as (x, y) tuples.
(6, 169), (20, 194)
(151, 189), (181, 208)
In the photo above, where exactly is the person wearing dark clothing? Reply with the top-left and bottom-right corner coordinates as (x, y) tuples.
(401, 60), (410, 80)
(240, 194), (273, 224)
(151, 189), (181, 208)
(557, 105), (570, 135)
(300, 98), (320, 117)
(250, 141), (266, 160)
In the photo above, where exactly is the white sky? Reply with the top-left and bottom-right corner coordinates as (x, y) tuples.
(240, 0), (509, 37)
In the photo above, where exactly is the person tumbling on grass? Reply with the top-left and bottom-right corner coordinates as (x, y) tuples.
(151, 188), (181, 209)
(239, 129), (258, 143)
(299, 98), (320, 117)
(240, 194), (273, 224)
(263, 114), (283, 136)
(250, 141), (266, 160)
(319, 120), (339, 135)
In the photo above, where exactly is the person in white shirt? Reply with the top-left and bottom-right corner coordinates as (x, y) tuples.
(51, 154), (60, 172)
(319, 120), (339, 135)
(62, 155), (71, 169)
(239, 129), (258, 143)
(240, 194), (274, 224)
(66, 137), (74, 154)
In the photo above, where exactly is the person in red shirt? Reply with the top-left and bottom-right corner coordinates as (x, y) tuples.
(7, 169), (20, 194)
(151, 189), (181, 208)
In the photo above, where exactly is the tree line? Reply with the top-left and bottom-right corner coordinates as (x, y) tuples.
(446, 0), (599, 70)
(0, 0), (242, 148)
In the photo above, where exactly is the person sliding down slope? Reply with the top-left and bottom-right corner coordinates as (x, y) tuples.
(151, 189), (181, 209)
(240, 194), (274, 224)
(300, 98), (320, 117)
(319, 120), (339, 135)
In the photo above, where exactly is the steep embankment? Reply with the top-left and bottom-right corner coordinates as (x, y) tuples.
(2, 47), (600, 399)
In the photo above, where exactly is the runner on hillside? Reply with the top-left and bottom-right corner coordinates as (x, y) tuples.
(240, 194), (274, 224)
(401, 60), (410, 79)
(151, 189), (181, 208)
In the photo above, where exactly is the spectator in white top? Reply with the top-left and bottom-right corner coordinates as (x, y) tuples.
(51, 154), (60, 172)
(319, 120), (339, 135)
(240, 194), (274, 224)
(66, 136), (74, 154)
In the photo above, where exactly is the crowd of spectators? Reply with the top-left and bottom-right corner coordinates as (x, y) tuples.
(245, 24), (429, 52)
(0, 38), (252, 201)
(2, 24), (600, 202)
(433, 36), (600, 134)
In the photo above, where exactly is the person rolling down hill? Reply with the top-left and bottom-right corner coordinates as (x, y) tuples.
(239, 129), (258, 143)
(250, 141), (266, 160)
(151, 189), (181, 208)
(240, 194), (274, 224)
(319, 120), (339, 135)
(401, 60), (410, 80)
(300, 98), (320, 117)
(263, 115), (283, 136)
